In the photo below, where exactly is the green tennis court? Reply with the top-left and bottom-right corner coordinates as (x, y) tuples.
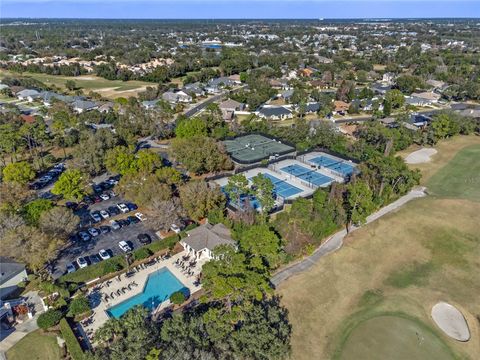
(223, 134), (294, 163)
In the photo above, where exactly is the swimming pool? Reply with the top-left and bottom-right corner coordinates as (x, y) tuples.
(106, 267), (188, 319)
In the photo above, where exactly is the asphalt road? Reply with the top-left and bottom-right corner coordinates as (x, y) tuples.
(50, 196), (158, 279)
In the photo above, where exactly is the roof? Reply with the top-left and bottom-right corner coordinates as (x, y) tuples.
(17, 89), (39, 97)
(0, 257), (26, 286)
(72, 100), (97, 110)
(411, 92), (441, 101)
(281, 89), (294, 98)
(219, 99), (242, 110)
(20, 114), (35, 123)
(183, 223), (235, 252)
(258, 106), (292, 118)
(305, 102), (321, 113)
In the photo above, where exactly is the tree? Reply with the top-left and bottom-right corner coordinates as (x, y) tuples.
(0, 182), (31, 213)
(383, 99), (392, 116)
(224, 174), (249, 204)
(179, 181), (225, 221)
(170, 136), (232, 175)
(238, 224), (282, 270)
(251, 174), (275, 214)
(22, 199), (54, 225)
(136, 150), (162, 174)
(2, 161), (35, 185)
(39, 206), (80, 239)
(155, 167), (183, 186)
(65, 80), (77, 91)
(385, 89), (405, 109)
(117, 172), (172, 206)
(105, 146), (137, 175)
(346, 180), (375, 230)
(169, 291), (186, 305)
(175, 118), (208, 138)
(147, 197), (183, 231)
(52, 169), (88, 201)
(68, 295), (90, 317)
(37, 309), (63, 329)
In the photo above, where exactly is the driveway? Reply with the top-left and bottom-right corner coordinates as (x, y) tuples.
(271, 187), (427, 286)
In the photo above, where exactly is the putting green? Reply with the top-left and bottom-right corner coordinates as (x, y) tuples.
(338, 315), (455, 360)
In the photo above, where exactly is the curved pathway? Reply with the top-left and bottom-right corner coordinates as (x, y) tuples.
(271, 187), (427, 286)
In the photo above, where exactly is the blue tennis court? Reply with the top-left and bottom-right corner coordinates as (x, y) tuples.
(254, 173), (303, 199)
(309, 156), (355, 176)
(280, 164), (333, 187)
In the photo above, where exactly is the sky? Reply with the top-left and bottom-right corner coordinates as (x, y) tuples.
(1, 0), (480, 19)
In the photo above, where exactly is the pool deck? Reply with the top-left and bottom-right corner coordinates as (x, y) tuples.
(81, 250), (203, 340)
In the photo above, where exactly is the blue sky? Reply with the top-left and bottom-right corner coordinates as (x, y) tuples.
(1, 1), (479, 19)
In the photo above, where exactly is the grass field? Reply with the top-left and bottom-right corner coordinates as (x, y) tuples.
(6, 330), (62, 360)
(0, 70), (152, 99)
(277, 135), (480, 360)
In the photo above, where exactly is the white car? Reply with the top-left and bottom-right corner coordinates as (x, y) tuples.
(88, 228), (100, 237)
(78, 231), (91, 242)
(110, 220), (121, 230)
(77, 257), (88, 268)
(100, 193), (110, 201)
(135, 212), (147, 221)
(118, 241), (131, 252)
(90, 212), (102, 223)
(117, 203), (129, 213)
(98, 249), (111, 260)
(66, 263), (76, 273)
(99, 210), (110, 219)
(170, 224), (181, 234)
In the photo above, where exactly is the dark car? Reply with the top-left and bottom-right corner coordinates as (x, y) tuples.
(89, 254), (102, 264)
(108, 206), (121, 216)
(83, 195), (94, 205)
(127, 216), (140, 224)
(93, 195), (102, 203)
(137, 233), (152, 245)
(65, 201), (78, 210)
(117, 219), (129, 227)
(92, 184), (103, 193)
(126, 203), (138, 211)
(99, 225), (111, 234)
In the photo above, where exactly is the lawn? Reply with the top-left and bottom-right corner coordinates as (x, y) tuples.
(6, 329), (62, 360)
(0, 70), (152, 99)
(277, 135), (480, 360)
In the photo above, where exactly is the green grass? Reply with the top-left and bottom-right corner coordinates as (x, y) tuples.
(6, 329), (62, 360)
(427, 144), (480, 202)
(384, 261), (434, 288)
(336, 314), (456, 360)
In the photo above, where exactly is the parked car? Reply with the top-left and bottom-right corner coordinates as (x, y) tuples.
(118, 241), (132, 252)
(99, 210), (110, 219)
(93, 184), (103, 193)
(108, 206), (121, 216)
(107, 190), (116, 198)
(88, 228), (100, 237)
(90, 212), (102, 223)
(135, 212), (147, 221)
(117, 203), (129, 213)
(126, 203), (138, 211)
(100, 193), (110, 201)
(89, 254), (102, 264)
(83, 196), (94, 205)
(93, 195), (102, 203)
(78, 231), (91, 242)
(77, 257), (88, 268)
(98, 249), (111, 260)
(137, 233), (152, 245)
(99, 225), (110, 234)
(65, 201), (78, 210)
(127, 216), (140, 224)
(66, 263), (76, 273)
(171, 224), (181, 234)
(110, 220), (121, 230)
(118, 219), (129, 227)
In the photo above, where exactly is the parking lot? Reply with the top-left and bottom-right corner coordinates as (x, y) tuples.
(50, 183), (159, 279)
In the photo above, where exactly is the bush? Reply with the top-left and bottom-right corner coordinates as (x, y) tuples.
(144, 235), (179, 253)
(133, 247), (153, 261)
(60, 256), (126, 284)
(59, 318), (84, 360)
(67, 296), (90, 317)
(37, 309), (63, 329)
(169, 291), (186, 305)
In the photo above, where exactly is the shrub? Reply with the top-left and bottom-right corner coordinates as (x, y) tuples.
(59, 318), (84, 360)
(37, 309), (63, 329)
(67, 296), (90, 317)
(133, 247), (153, 261)
(60, 256), (126, 284)
(169, 291), (186, 305)
(144, 235), (179, 253)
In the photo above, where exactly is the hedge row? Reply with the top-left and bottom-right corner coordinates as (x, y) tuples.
(60, 256), (127, 284)
(59, 318), (84, 360)
(143, 234), (179, 253)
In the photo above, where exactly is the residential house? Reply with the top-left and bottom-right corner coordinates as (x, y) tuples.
(16, 89), (40, 102)
(298, 68), (314, 77)
(411, 91), (441, 104)
(304, 102), (321, 114)
(334, 100), (350, 114)
(0, 257), (28, 300)
(20, 114), (36, 124)
(382, 72), (395, 85)
(426, 79), (446, 90)
(97, 102), (114, 113)
(372, 83), (392, 95)
(280, 89), (294, 102)
(182, 83), (205, 97)
(205, 77), (235, 94)
(257, 106), (293, 120)
(162, 90), (192, 104)
(228, 74), (242, 84)
(310, 80), (330, 89)
(72, 100), (98, 113)
(180, 223), (236, 261)
(40, 91), (71, 107)
(219, 99), (245, 121)
(142, 100), (159, 109)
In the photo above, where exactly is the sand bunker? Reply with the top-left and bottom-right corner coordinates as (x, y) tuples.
(405, 148), (437, 164)
(405, 148), (438, 164)
(431, 302), (470, 341)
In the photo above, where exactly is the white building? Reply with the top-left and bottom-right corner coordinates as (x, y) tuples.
(0, 257), (27, 300)
(180, 223), (236, 260)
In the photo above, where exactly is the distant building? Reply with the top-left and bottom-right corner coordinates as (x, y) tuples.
(72, 100), (98, 113)
(257, 106), (293, 120)
(334, 100), (350, 114)
(219, 99), (245, 121)
(0, 257), (27, 300)
(180, 223), (236, 260)
(16, 89), (40, 102)
(162, 90), (192, 104)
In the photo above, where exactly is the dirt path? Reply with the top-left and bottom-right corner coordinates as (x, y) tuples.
(271, 187), (427, 286)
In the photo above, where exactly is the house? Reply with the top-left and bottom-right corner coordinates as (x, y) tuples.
(257, 106), (293, 120)
(334, 100), (350, 114)
(142, 100), (159, 109)
(382, 72), (395, 85)
(228, 74), (242, 84)
(304, 102), (321, 114)
(219, 99), (245, 121)
(20, 114), (36, 124)
(426, 79), (446, 90)
(40, 91), (71, 107)
(411, 91), (441, 104)
(71, 100), (98, 113)
(180, 223), (236, 260)
(372, 83), (392, 95)
(205, 77), (235, 94)
(97, 102), (114, 113)
(16, 89), (40, 102)
(0, 257), (27, 300)
(298, 68), (314, 77)
(280, 89), (294, 101)
(162, 90), (192, 104)
(310, 80), (330, 89)
(182, 83), (205, 97)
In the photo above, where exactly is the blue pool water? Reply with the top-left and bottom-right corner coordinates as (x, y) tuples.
(106, 268), (188, 319)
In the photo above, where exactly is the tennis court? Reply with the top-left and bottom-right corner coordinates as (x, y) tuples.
(309, 155), (355, 176)
(223, 134), (295, 163)
(254, 173), (303, 199)
(280, 164), (333, 187)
